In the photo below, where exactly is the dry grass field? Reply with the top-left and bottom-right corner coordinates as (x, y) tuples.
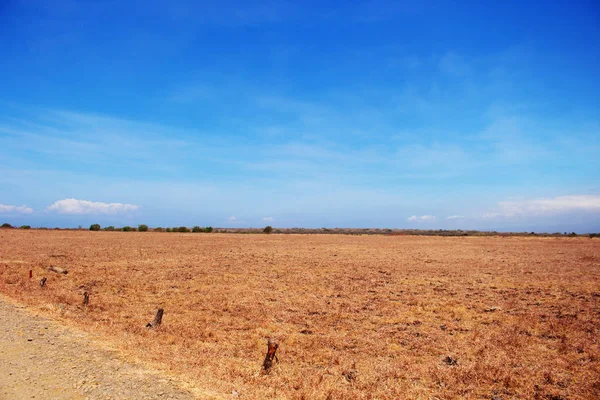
(1, 229), (599, 399)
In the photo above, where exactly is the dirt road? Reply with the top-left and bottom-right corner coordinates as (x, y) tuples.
(0, 295), (202, 400)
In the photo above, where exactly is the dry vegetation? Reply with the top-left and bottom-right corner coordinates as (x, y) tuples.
(1, 229), (599, 399)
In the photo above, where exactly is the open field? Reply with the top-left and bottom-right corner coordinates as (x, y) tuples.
(1, 230), (599, 399)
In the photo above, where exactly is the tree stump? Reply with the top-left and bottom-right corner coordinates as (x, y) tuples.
(40, 277), (47, 287)
(83, 291), (89, 306)
(262, 339), (279, 374)
(29, 270), (32, 279)
(146, 308), (164, 329)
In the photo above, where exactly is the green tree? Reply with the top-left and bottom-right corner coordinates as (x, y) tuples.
(177, 226), (191, 233)
(138, 224), (149, 232)
(1, 223), (12, 228)
(122, 226), (133, 232)
(20, 225), (31, 230)
(192, 226), (202, 233)
(263, 225), (273, 234)
(104, 226), (115, 231)
(89, 224), (101, 231)
(205, 226), (213, 233)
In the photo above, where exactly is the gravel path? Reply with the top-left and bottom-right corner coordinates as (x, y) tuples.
(0, 296), (202, 400)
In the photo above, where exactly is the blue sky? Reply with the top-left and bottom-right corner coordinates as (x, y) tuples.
(1, 0), (599, 232)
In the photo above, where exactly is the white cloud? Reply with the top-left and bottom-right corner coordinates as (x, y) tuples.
(446, 215), (466, 220)
(498, 195), (600, 217)
(481, 195), (600, 219)
(228, 216), (237, 221)
(408, 215), (436, 222)
(46, 198), (139, 215)
(262, 216), (274, 222)
(0, 204), (34, 214)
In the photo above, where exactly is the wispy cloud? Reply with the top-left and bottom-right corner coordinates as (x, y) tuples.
(262, 216), (274, 222)
(498, 195), (600, 216)
(480, 195), (600, 219)
(408, 215), (436, 222)
(0, 109), (192, 174)
(0, 203), (33, 214)
(395, 142), (469, 170)
(446, 215), (466, 220)
(46, 198), (139, 215)
(228, 216), (237, 221)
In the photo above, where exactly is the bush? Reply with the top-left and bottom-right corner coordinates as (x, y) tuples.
(20, 225), (31, 229)
(263, 225), (273, 234)
(177, 226), (191, 233)
(154, 227), (165, 232)
(1, 223), (12, 228)
(89, 224), (101, 231)
(166, 227), (173, 232)
(104, 226), (115, 231)
(205, 226), (213, 233)
(122, 226), (133, 232)
(138, 224), (149, 232)
(192, 226), (202, 233)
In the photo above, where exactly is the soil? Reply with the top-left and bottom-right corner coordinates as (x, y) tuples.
(0, 294), (201, 400)
(1, 230), (599, 398)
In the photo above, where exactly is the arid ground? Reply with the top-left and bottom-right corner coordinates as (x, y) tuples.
(1, 230), (599, 399)
(0, 295), (200, 400)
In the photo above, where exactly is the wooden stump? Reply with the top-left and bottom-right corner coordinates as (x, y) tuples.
(262, 339), (279, 374)
(146, 308), (164, 329)
(29, 270), (32, 279)
(40, 277), (47, 287)
(83, 291), (89, 306)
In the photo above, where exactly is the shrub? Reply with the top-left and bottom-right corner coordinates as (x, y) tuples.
(104, 226), (115, 231)
(1, 223), (12, 228)
(263, 225), (273, 234)
(177, 226), (191, 233)
(192, 226), (202, 233)
(20, 225), (31, 229)
(89, 224), (101, 231)
(138, 224), (149, 232)
(166, 227), (173, 232)
(154, 227), (165, 232)
(205, 226), (213, 233)
(122, 226), (133, 232)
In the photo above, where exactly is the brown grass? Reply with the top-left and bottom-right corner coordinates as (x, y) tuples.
(1, 230), (599, 399)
